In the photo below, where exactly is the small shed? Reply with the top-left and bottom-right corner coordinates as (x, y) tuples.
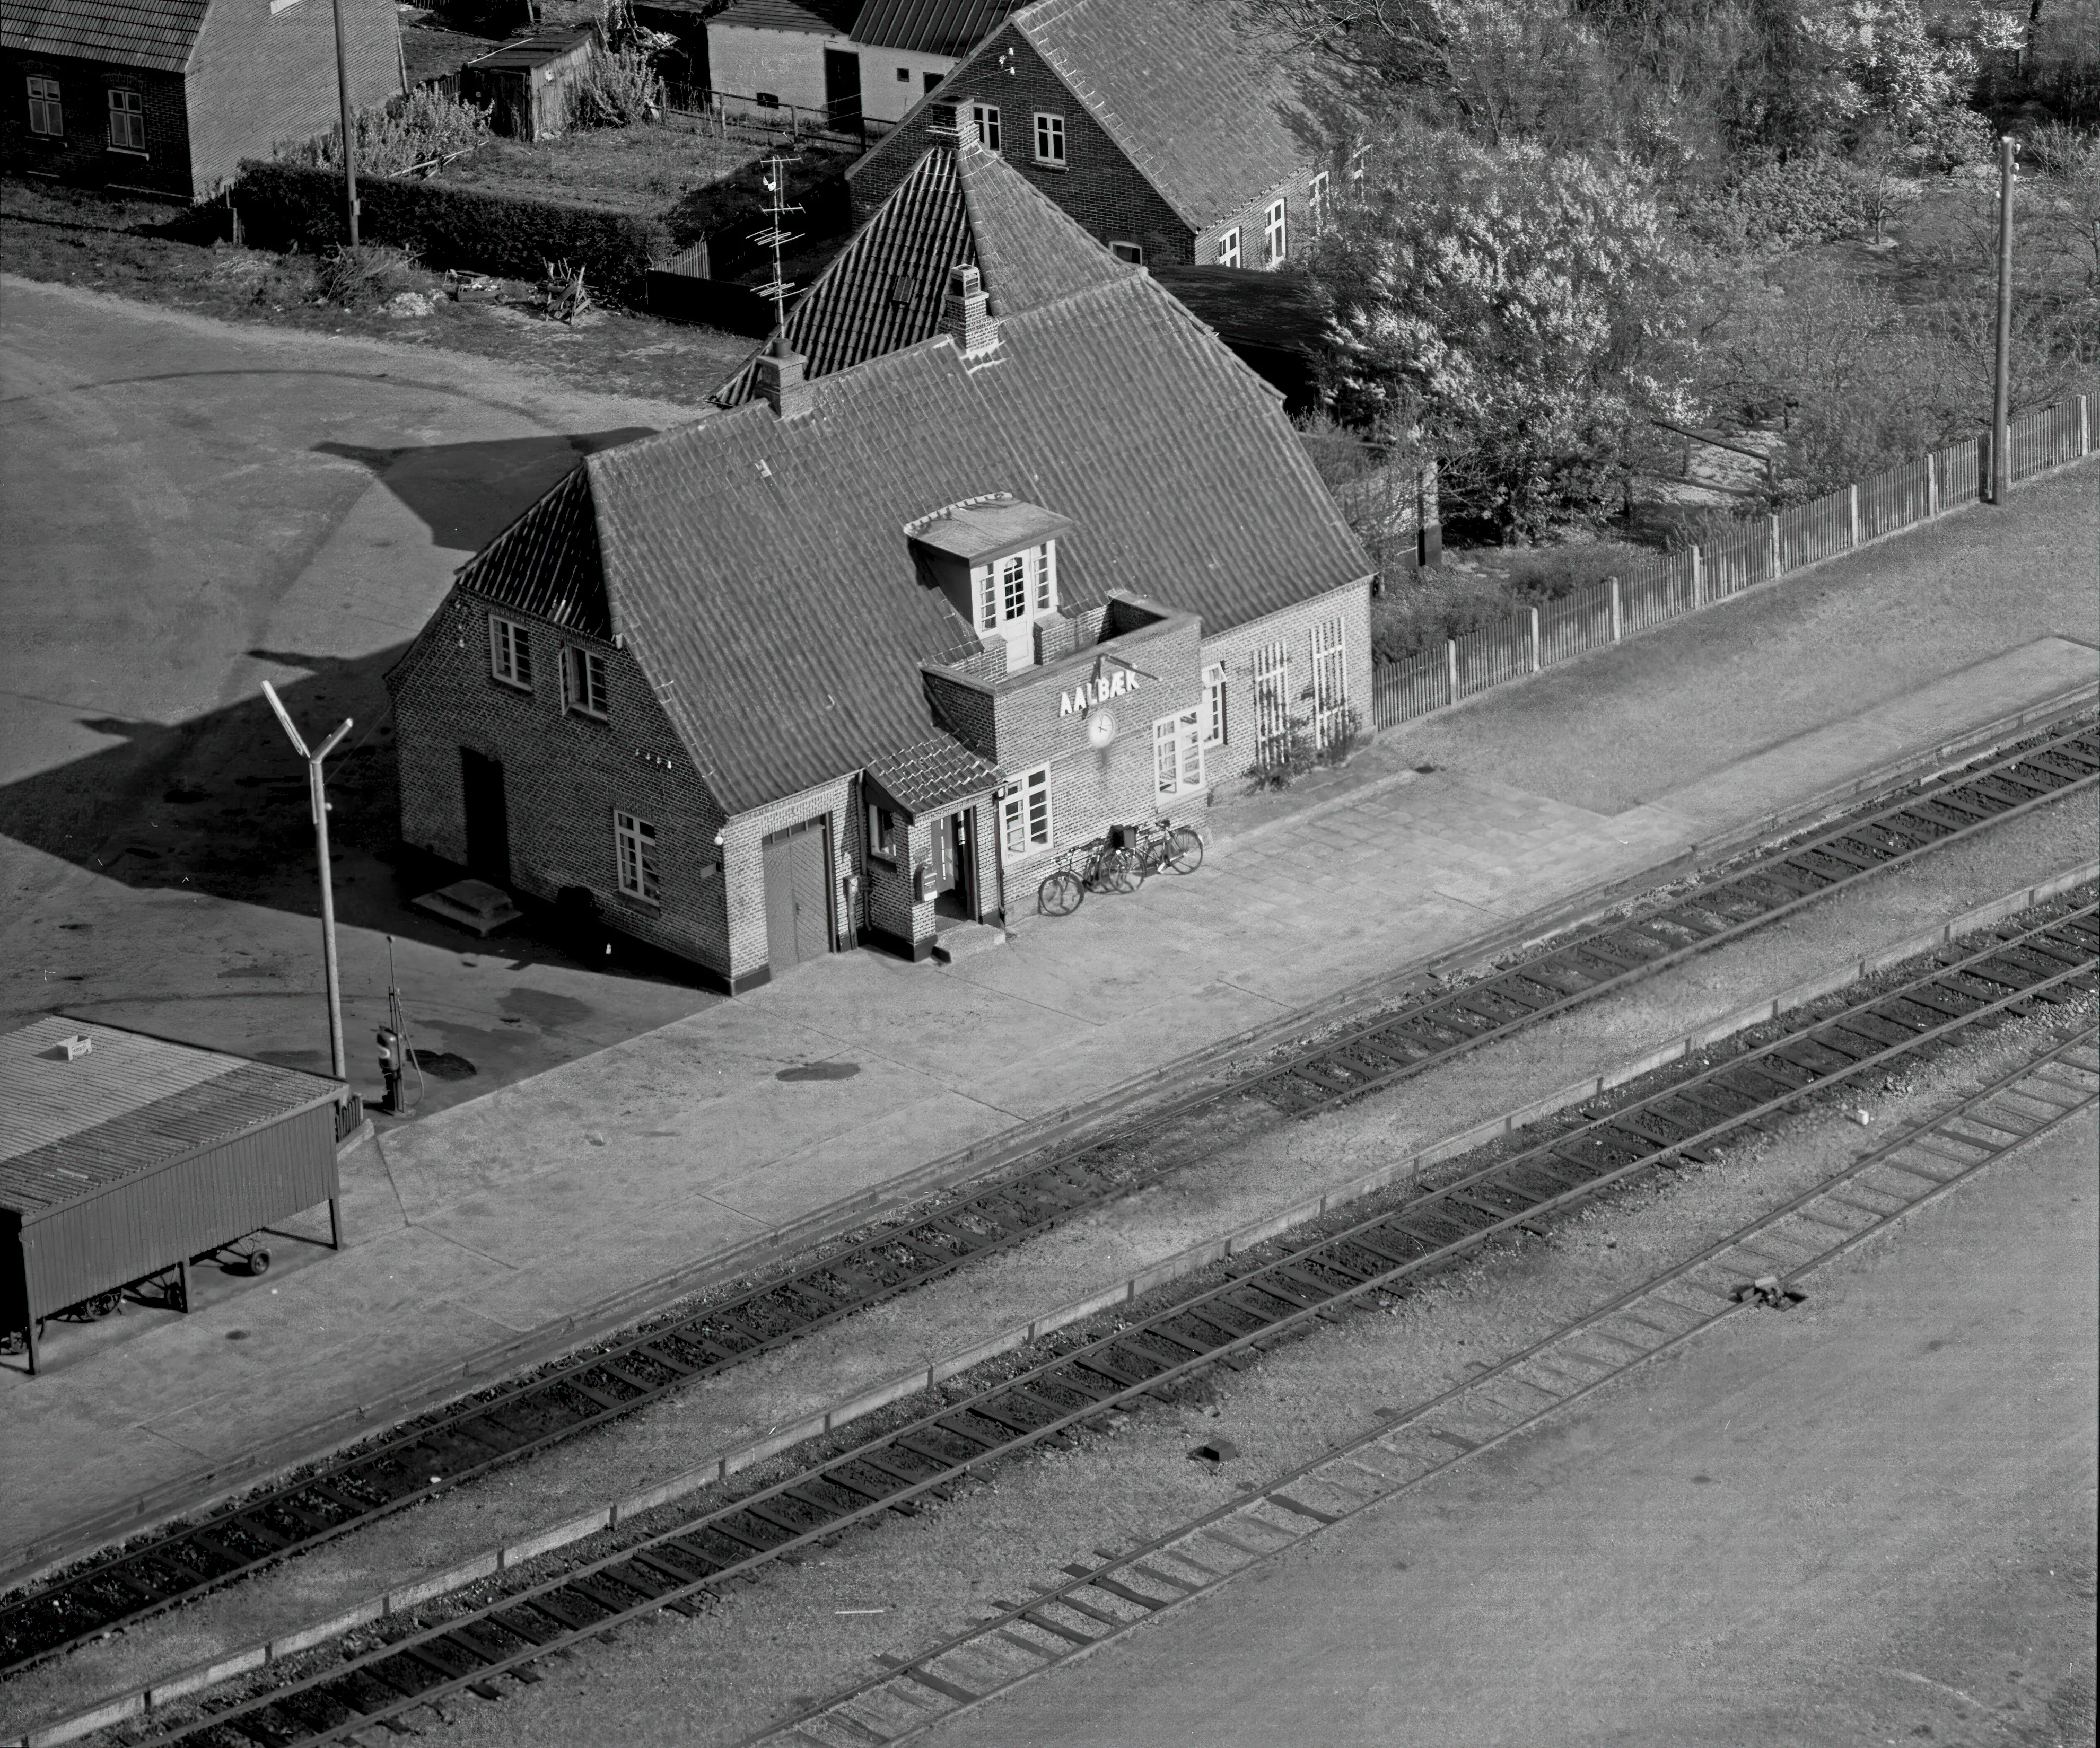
(1, 1018), (349, 1375)
(460, 27), (600, 139)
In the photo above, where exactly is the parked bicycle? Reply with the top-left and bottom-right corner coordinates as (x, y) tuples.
(1124, 818), (1205, 879)
(1037, 821), (1204, 916)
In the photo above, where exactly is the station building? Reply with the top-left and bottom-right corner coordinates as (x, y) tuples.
(387, 114), (1370, 991)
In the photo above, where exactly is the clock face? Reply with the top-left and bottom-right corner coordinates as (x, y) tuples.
(1087, 709), (1116, 749)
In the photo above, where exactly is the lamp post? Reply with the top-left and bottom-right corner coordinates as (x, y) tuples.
(262, 682), (353, 1084)
(330, 0), (360, 245)
(1990, 134), (2017, 504)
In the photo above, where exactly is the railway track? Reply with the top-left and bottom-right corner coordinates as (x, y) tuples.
(99, 897), (2098, 1747)
(3, 716), (2094, 1677)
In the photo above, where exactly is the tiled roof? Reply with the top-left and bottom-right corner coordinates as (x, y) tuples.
(715, 127), (1131, 405)
(1, 1018), (341, 1214)
(1151, 263), (1323, 354)
(454, 468), (614, 640)
(850, 0), (1015, 54)
(709, 0), (859, 35)
(864, 730), (1004, 819)
(0, 0), (209, 73)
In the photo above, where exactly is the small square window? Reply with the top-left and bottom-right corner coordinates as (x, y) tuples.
(564, 645), (609, 719)
(1032, 111), (1064, 166)
(970, 102), (999, 151)
(924, 71), (942, 92)
(867, 803), (899, 862)
(488, 615), (532, 690)
(107, 86), (145, 153)
(1108, 240), (1142, 264)
(896, 65), (912, 81)
(1215, 227), (1240, 268)
(614, 810), (659, 902)
(27, 76), (62, 138)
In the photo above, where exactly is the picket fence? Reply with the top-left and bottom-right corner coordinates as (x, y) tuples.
(1371, 394), (2094, 732)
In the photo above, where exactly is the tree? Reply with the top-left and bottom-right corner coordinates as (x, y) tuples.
(1306, 138), (1700, 537)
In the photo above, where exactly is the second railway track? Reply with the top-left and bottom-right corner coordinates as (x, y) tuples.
(3, 716), (2095, 1677)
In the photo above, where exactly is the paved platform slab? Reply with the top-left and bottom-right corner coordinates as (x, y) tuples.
(1, 629), (2093, 1583)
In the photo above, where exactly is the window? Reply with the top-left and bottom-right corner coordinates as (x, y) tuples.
(897, 65), (912, 81)
(106, 86), (145, 153)
(1000, 551), (1028, 620)
(1263, 198), (1287, 265)
(1032, 111), (1065, 166)
(27, 76), (61, 137)
(971, 102), (999, 151)
(975, 542), (1056, 632)
(1033, 540), (1056, 612)
(755, 90), (780, 107)
(1215, 227), (1240, 268)
(564, 645), (609, 719)
(1001, 767), (1052, 857)
(1253, 638), (1291, 759)
(867, 803), (899, 863)
(1202, 662), (1227, 746)
(488, 615), (532, 690)
(1311, 618), (1350, 747)
(1153, 710), (1204, 797)
(924, 71), (942, 92)
(614, 811), (659, 902)
(1308, 171), (1331, 233)
(1108, 241), (1142, 265)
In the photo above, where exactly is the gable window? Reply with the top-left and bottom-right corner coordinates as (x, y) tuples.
(1215, 227), (1240, 268)
(1153, 709), (1204, 797)
(106, 87), (145, 153)
(27, 76), (61, 137)
(866, 803), (899, 863)
(1308, 171), (1331, 233)
(975, 541), (1057, 633)
(1202, 662), (1227, 746)
(614, 810), (659, 902)
(896, 65), (912, 81)
(1001, 766), (1052, 856)
(563, 645), (609, 719)
(1263, 198), (1287, 265)
(1032, 111), (1065, 166)
(1108, 241), (1143, 264)
(488, 615), (532, 690)
(925, 71), (942, 92)
(970, 102), (1000, 150)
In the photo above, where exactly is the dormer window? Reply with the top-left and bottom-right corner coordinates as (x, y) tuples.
(974, 541), (1057, 634)
(907, 497), (1073, 675)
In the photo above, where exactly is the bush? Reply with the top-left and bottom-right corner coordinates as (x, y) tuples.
(1245, 714), (1318, 791)
(284, 90), (492, 180)
(316, 242), (422, 309)
(1681, 157), (1876, 253)
(569, 45), (664, 129)
(232, 160), (671, 300)
(1370, 567), (1528, 662)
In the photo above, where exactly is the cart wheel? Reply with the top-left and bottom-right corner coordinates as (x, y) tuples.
(86, 1290), (122, 1319)
(1038, 869), (1084, 917)
(1167, 827), (1205, 874)
(246, 1248), (272, 1278)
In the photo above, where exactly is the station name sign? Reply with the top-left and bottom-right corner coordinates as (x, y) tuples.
(1059, 667), (1139, 717)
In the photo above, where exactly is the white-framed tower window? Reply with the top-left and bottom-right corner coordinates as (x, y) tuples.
(106, 86), (145, 153)
(488, 614), (532, 690)
(614, 810), (659, 902)
(1153, 710), (1204, 797)
(1201, 662), (1227, 746)
(970, 102), (1000, 151)
(1311, 617), (1350, 746)
(1032, 111), (1065, 166)
(564, 645), (609, 719)
(974, 541), (1057, 634)
(1215, 227), (1240, 268)
(1262, 198), (1287, 265)
(27, 76), (62, 137)
(1001, 766), (1052, 856)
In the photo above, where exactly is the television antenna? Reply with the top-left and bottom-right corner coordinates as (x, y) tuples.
(750, 154), (804, 331)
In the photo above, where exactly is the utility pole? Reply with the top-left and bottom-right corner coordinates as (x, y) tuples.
(1991, 134), (2017, 504)
(262, 682), (354, 1085)
(330, 0), (361, 245)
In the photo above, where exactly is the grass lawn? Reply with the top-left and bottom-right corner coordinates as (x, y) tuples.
(430, 111), (760, 217)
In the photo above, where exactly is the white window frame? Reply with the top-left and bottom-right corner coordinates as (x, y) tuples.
(1311, 618), (1350, 748)
(1032, 540), (1057, 613)
(614, 810), (659, 902)
(1263, 198), (1287, 265)
(1201, 662), (1227, 747)
(1215, 227), (1240, 268)
(1308, 171), (1331, 233)
(971, 102), (1000, 151)
(27, 75), (62, 137)
(866, 802), (900, 864)
(106, 86), (145, 154)
(1032, 111), (1065, 167)
(564, 645), (609, 720)
(1253, 638), (1291, 759)
(976, 542), (1056, 633)
(1001, 766), (1053, 858)
(1108, 240), (1143, 265)
(488, 614), (532, 690)
(1153, 709), (1204, 798)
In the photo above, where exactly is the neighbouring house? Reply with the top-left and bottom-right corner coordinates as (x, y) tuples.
(705, 0), (1017, 133)
(846, 0), (1327, 269)
(458, 24), (597, 139)
(1, 0), (402, 199)
(386, 113), (1371, 991)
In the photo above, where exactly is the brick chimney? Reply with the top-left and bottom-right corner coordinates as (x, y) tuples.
(754, 337), (813, 420)
(941, 265), (1000, 359)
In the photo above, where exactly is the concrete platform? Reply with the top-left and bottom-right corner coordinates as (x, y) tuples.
(2, 633), (2093, 1587)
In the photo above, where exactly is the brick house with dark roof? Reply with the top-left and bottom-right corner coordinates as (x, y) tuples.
(387, 118), (1370, 991)
(847, 0), (1327, 269)
(2, 0), (401, 199)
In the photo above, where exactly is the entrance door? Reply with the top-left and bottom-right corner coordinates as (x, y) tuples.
(822, 47), (862, 134)
(930, 810), (975, 921)
(460, 749), (510, 885)
(763, 817), (833, 974)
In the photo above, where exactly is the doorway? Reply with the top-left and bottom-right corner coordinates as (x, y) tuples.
(822, 47), (862, 134)
(459, 749), (510, 885)
(928, 808), (976, 924)
(763, 816), (834, 974)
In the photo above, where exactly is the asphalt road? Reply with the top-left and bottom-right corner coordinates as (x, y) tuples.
(931, 1113), (2100, 1748)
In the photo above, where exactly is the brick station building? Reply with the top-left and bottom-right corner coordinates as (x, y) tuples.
(388, 116), (1369, 991)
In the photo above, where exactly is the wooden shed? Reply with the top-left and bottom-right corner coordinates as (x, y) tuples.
(460, 27), (600, 140)
(1, 1018), (349, 1375)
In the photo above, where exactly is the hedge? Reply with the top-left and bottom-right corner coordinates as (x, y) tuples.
(232, 161), (673, 299)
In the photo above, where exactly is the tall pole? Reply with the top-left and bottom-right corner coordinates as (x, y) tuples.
(330, 0), (360, 246)
(262, 683), (354, 1085)
(1991, 134), (2016, 504)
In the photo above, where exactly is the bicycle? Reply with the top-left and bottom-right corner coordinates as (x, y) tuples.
(1037, 834), (1139, 916)
(1123, 819), (1205, 879)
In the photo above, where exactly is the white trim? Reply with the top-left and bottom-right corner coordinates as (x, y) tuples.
(614, 810), (660, 902)
(1262, 197), (1287, 265)
(1215, 227), (1240, 268)
(564, 645), (610, 720)
(1201, 662), (1227, 746)
(1153, 708), (1204, 797)
(1001, 765), (1053, 858)
(488, 614), (532, 690)
(1032, 110), (1065, 166)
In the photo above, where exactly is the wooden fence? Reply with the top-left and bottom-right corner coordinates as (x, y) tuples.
(1372, 393), (2094, 732)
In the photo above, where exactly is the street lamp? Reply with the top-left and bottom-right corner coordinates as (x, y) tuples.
(261, 681), (353, 1084)
(1991, 135), (2017, 504)
(330, 0), (361, 245)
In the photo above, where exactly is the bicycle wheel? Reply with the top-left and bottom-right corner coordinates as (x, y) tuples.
(1167, 827), (1205, 874)
(1039, 869), (1084, 916)
(1102, 848), (1142, 894)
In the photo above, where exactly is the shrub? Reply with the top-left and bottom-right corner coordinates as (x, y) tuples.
(232, 161), (671, 300)
(1315, 706), (1365, 768)
(1681, 156), (1876, 253)
(316, 242), (422, 309)
(568, 45), (664, 129)
(284, 89), (492, 180)
(1370, 567), (1527, 662)
(1245, 714), (1319, 791)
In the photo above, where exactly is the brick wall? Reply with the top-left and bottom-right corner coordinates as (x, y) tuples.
(1192, 166), (1319, 270)
(722, 774), (859, 984)
(1198, 575), (1373, 783)
(2, 54), (194, 197)
(388, 588), (734, 978)
(848, 28), (1194, 265)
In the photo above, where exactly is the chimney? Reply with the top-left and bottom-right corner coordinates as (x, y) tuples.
(754, 337), (813, 420)
(926, 99), (960, 137)
(941, 264), (1000, 359)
